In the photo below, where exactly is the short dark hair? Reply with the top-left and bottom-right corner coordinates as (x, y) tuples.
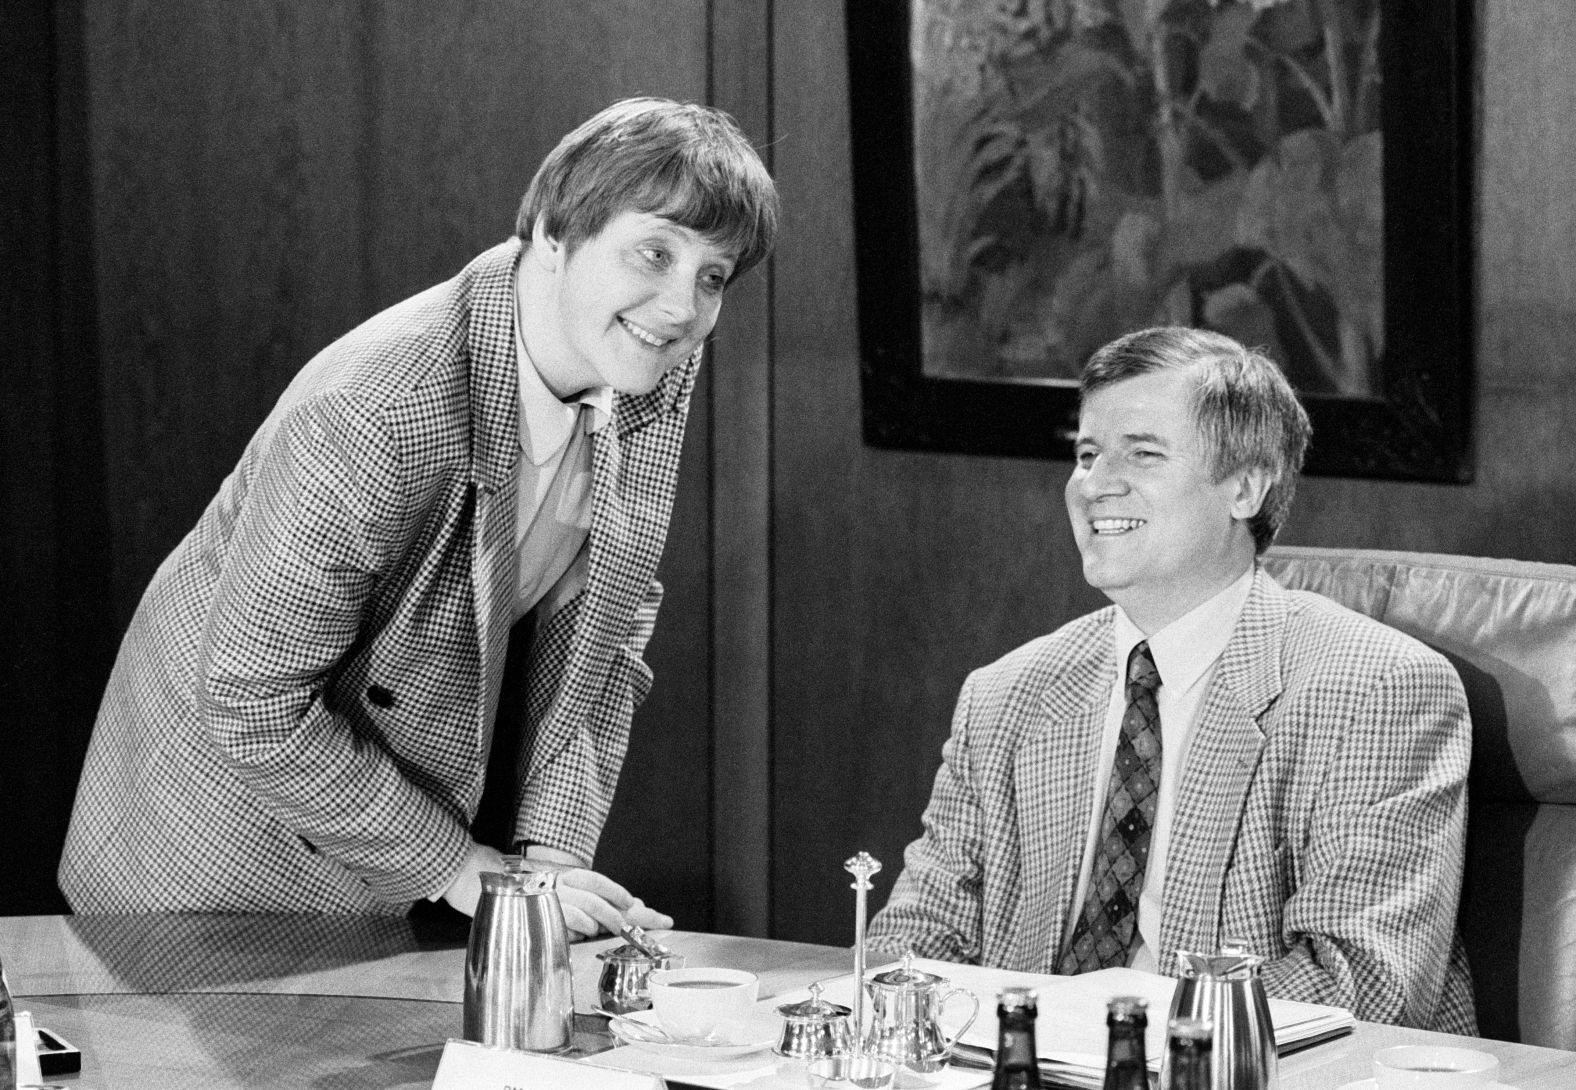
(515, 97), (779, 282)
(1080, 326), (1312, 554)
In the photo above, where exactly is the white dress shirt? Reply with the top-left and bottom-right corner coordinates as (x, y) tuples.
(1061, 566), (1256, 972)
(512, 273), (611, 622)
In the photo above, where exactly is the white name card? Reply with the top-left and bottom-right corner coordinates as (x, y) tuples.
(15, 1010), (43, 1087)
(432, 1038), (663, 1090)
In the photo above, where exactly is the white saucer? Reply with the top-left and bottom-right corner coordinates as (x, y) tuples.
(1335, 1081), (1515, 1090)
(608, 1008), (778, 1060)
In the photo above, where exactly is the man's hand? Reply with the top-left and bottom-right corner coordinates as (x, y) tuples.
(439, 841), (509, 917)
(525, 845), (674, 939)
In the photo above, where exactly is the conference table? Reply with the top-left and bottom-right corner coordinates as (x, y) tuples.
(3, 913), (1572, 1089)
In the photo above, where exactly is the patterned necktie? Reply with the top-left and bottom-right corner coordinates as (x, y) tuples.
(1058, 640), (1163, 974)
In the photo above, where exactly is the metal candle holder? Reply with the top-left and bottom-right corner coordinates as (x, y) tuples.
(844, 851), (882, 1055)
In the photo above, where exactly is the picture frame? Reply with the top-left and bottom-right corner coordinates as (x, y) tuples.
(846, 0), (1473, 482)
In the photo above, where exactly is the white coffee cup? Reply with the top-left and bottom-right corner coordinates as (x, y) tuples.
(1372, 1045), (1500, 1089)
(648, 966), (760, 1042)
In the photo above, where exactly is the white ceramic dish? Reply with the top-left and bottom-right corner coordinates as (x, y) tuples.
(1335, 1080), (1516, 1090)
(608, 1008), (779, 1060)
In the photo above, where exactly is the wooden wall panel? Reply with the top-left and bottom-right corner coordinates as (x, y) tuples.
(769, 2), (1104, 945)
(1, 0), (118, 914)
(359, 2), (713, 302)
(83, 0), (374, 620)
(707, 0), (776, 938)
(1277, 0), (1576, 563)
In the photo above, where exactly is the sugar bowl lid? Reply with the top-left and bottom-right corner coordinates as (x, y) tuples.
(777, 982), (851, 1024)
(597, 942), (653, 964)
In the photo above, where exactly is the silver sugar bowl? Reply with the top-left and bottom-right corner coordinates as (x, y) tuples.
(774, 982), (854, 1062)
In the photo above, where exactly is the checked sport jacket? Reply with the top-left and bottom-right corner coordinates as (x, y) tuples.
(870, 568), (1479, 1034)
(59, 239), (694, 913)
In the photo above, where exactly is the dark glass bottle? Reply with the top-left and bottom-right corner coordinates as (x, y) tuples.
(991, 986), (1042, 1090)
(1163, 1017), (1213, 1090)
(1101, 995), (1149, 1090)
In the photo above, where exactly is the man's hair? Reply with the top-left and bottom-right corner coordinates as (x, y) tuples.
(515, 97), (779, 281)
(1080, 326), (1312, 554)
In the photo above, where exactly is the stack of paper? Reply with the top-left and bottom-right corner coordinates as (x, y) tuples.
(808, 958), (1353, 1090)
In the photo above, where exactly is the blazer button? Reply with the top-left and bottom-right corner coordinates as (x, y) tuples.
(367, 684), (395, 708)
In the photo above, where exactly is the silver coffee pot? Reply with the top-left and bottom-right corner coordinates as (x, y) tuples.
(1165, 942), (1277, 1090)
(462, 865), (574, 1053)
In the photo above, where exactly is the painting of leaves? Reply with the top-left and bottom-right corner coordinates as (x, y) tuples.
(913, 0), (1383, 395)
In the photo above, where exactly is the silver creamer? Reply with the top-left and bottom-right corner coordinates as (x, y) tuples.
(1165, 943), (1277, 1090)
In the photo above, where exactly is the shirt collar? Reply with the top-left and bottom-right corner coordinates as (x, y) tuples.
(514, 271), (611, 465)
(1113, 566), (1255, 693)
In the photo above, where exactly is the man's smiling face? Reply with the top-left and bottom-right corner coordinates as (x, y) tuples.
(1064, 367), (1264, 633)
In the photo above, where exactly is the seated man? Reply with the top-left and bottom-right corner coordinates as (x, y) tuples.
(868, 327), (1476, 1033)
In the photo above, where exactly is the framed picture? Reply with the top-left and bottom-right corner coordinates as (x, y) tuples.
(846, 0), (1472, 482)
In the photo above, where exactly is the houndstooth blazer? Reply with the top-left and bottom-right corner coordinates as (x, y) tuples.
(58, 239), (695, 913)
(869, 567), (1478, 1034)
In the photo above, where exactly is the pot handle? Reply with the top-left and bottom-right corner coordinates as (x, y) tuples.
(938, 987), (981, 1058)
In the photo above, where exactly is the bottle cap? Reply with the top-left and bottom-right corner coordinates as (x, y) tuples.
(1106, 995), (1149, 1022)
(997, 986), (1038, 1012)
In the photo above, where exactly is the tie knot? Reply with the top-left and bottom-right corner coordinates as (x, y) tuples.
(1127, 640), (1160, 693)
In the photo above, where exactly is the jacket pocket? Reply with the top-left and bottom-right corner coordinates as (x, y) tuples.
(623, 646), (655, 709)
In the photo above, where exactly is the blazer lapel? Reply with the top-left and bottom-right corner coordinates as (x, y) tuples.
(465, 241), (525, 786)
(1158, 569), (1287, 968)
(1013, 628), (1113, 971)
(470, 473), (519, 765)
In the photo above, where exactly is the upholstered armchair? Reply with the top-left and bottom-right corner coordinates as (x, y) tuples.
(1262, 546), (1576, 1047)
